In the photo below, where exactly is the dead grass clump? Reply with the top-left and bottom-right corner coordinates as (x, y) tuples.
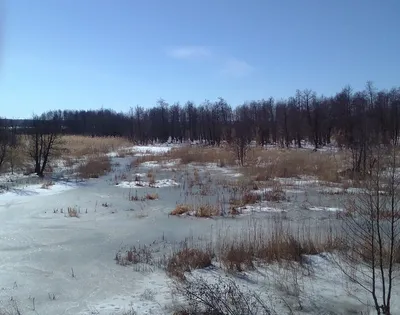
(241, 191), (260, 205)
(77, 155), (111, 178)
(171, 204), (192, 215)
(221, 244), (254, 272)
(116, 245), (153, 266)
(67, 207), (79, 218)
(166, 248), (212, 280)
(146, 193), (159, 200)
(194, 204), (220, 217)
(263, 183), (286, 202)
(217, 222), (342, 271)
(63, 135), (131, 157)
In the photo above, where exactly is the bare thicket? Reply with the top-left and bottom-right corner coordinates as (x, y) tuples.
(173, 275), (275, 315)
(340, 144), (400, 315)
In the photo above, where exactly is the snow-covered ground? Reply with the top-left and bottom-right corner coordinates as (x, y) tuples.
(0, 148), (399, 314)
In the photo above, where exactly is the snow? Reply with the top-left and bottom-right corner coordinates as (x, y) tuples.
(139, 159), (180, 168)
(0, 181), (80, 205)
(238, 204), (284, 214)
(132, 145), (172, 156)
(117, 179), (180, 188)
(308, 206), (343, 212)
(1, 155), (399, 314)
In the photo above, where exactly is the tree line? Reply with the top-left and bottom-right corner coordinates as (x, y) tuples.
(1, 82), (400, 176)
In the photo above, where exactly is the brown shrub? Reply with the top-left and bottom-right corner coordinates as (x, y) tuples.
(166, 248), (212, 280)
(116, 245), (153, 266)
(194, 204), (220, 217)
(171, 204), (192, 215)
(221, 244), (254, 272)
(217, 222), (342, 271)
(145, 193), (159, 200)
(263, 183), (286, 202)
(67, 207), (79, 218)
(78, 155), (111, 178)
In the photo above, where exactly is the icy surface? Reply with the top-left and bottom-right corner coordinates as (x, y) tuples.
(0, 154), (399, 314)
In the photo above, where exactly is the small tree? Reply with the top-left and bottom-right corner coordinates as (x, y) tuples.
(28, 115), (62, 177)
(229, 121), (252, 166)
(340, 144), (400, 314)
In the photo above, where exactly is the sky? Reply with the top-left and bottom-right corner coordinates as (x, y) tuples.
(0, 0), (399, 118)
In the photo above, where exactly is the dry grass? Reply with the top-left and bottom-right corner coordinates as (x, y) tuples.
(171, 204), (192, 215)
(116, 245), (153, 266)
(145, 193), (159, 200)
(194, 204), (220, 217)
(77, 155), (111, 178)
(133, 145), (345, 184)
(263, 183), (286, 202)
(216, 221), (343, 271)
(243, 148), (344, 182)
(63, 135), (131, 157)
(170, 204), (220, 217)
(67, 207), (79, 218)
(134, 146), (236, 168)
(166, 247), (213, 280)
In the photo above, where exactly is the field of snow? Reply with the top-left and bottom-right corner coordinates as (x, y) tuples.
(0, 146), (399, 314)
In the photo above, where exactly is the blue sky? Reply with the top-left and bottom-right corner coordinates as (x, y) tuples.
(0, 0), (399, 118)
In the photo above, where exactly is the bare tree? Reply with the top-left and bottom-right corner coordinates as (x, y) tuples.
(340, 144), (400, 314)
(28, 115), (62, 177)
(229, 120), (252, 166)
(0, 118), (9, 170)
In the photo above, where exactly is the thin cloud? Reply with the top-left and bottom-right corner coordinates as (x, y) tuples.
(166, 46), (212, 59)
(220, 57), (254, 78)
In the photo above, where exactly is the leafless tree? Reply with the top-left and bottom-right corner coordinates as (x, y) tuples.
(339, 144), (400, 314)
(27, 115), (62, 177)
(229, 120), (252, 167)
(0, 119), (9, 170)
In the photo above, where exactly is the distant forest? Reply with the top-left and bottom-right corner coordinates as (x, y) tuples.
(1, 82), (400, 149)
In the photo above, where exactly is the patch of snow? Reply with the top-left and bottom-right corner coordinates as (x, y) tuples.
(140, 161), (162, 167)
(132, 146), (172, 156)
(308, 206), (343, 212)
(238, 204), (284, 214)
(117, 179), (180, 188)
(0, 181), (80, 204)
(139, 159), (180, 169)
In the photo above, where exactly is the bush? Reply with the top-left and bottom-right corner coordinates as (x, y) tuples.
(77, 155), (111, 178)
(173, 275), (275, 315)
(166, 248), (213, 281)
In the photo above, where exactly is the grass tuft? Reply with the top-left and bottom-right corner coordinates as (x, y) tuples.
(166, 247), (213, 281)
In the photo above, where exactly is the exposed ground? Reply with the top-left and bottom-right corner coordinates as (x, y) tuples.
(0, 139), (399, 314)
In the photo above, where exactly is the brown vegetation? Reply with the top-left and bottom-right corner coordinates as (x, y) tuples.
(67, 207), (79, 218)
(77, 155), (111, 178)
(63, 135), (131, 157)
(166, 248), (212, 280)
(170, 204), (220, 217)
(170, 204), (192, 216)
